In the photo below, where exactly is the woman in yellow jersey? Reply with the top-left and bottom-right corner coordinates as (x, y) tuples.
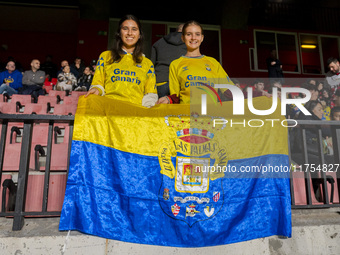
(85, 14), (158, 107)
(157, 20), (232, 104)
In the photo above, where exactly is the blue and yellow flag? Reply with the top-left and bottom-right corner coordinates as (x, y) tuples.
(59, 95), (291, 247)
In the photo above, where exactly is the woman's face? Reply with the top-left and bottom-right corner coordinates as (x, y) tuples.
(120, 19), (140, 52)
(312, 103), (324, 119)
(182, 24), (204, 52)
(323, 90), (329, 98)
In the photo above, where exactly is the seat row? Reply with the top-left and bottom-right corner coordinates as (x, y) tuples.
(2, 122), (70, 172)
(292, 170), (339, 205)
(0, 91), (87, 115)
(1, 173), (67, 214)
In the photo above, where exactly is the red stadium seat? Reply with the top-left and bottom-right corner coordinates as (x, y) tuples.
(50, 124), (70, 171)
(0, 102), (20, 114)
(2, 123), (23, 171)
(29, 123), (49, 171)
(37, 95), (58, 107)
(10, 95), (32, 105)
(53, 104), (77, 115)
(24, 173), (67, 214)
(62, 96), (79, 105)
(0, 174), (13, 212)
(37, 95), (58, 114)
(33, 123), (70, 171)
(292, 171), (322, 205)
(317, 172), (339, 204)
(23, 103), (49, 115)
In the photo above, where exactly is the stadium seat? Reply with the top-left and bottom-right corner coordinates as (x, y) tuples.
(24, 173), (67, 214)
(43, 85), (53, 94)
(23, 103), (49, 115)
(29, 123), (49, 171)
(33, 124), (70, 171)
(0, 174), (13, 212)
(291, 171), (322, 205)
(2, 123), (24, 171)
(37, 96), (58, 106)
(37, 96), (58, 114)
(317, 172), (339, 204)
(0, 102), (20, 114)
(50, 124), (70, 171)
(48, 90), (68, 104)
(53, 104), (77, 115)
(328, 172), (339, 204)
(62, 96), (79, 105)
(10, 95), (32, 105)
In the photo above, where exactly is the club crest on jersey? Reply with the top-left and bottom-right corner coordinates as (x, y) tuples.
(205, 64), (211, 71)
(158, 114), (227, 227)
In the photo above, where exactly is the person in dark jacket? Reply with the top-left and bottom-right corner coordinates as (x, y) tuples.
(266, 49), (284, 81)
(75, 66), (93, 91)
(150, 24), (187, 98)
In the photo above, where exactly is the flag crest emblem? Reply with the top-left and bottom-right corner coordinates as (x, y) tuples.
(158, 115), (227, 227)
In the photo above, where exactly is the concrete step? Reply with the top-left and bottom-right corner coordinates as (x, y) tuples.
(0, 208), (339, 255)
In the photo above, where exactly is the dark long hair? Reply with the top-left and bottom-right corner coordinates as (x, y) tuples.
(110, 14), (144, 64)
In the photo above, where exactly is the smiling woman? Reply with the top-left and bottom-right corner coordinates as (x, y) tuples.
(157, 20), (233, 104)
(85, 14), (158, 107)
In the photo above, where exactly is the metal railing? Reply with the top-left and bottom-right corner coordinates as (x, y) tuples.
(289, 119), (340, 209)
(0, 114), (74, 230)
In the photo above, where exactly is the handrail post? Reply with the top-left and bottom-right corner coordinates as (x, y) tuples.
(12, 120), (33, 231)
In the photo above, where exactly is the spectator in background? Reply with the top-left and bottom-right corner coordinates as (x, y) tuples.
(75, 66), (93, 91)
(332, 89), (340, 108)
(40, 55), (58, 79)
(321, 88), (332, 106)
(254, 78), (265, 93)
(70, 57), (85, 79)
(90, 59), (97, 75)
(57, 65), (77, 91)
(270, 79), (282, 89)
(151, 24), (186, 98)
(0, 61), (22, 96)
(57, 60), (69, 76)
(20, 59), (46, 99)
(251, 78), (271, 97)
(7, 56), (24, 73)
(287, 83), (319, 119)
(266, 49), (283, 81)
(331, 106), (340, 121)
(307, 78), (317, 86)
(326, 57), (340, 90)
(302, 83), (319, 101)
(316, 80), (324, 93)
(57, 60), (78, 78)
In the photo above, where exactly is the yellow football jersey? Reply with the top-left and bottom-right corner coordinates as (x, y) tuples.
(91, 51), (156, 105)
(169, 55), (233, 104)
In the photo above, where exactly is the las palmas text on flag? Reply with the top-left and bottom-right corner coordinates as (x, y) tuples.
(59, 95), (291, 247)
